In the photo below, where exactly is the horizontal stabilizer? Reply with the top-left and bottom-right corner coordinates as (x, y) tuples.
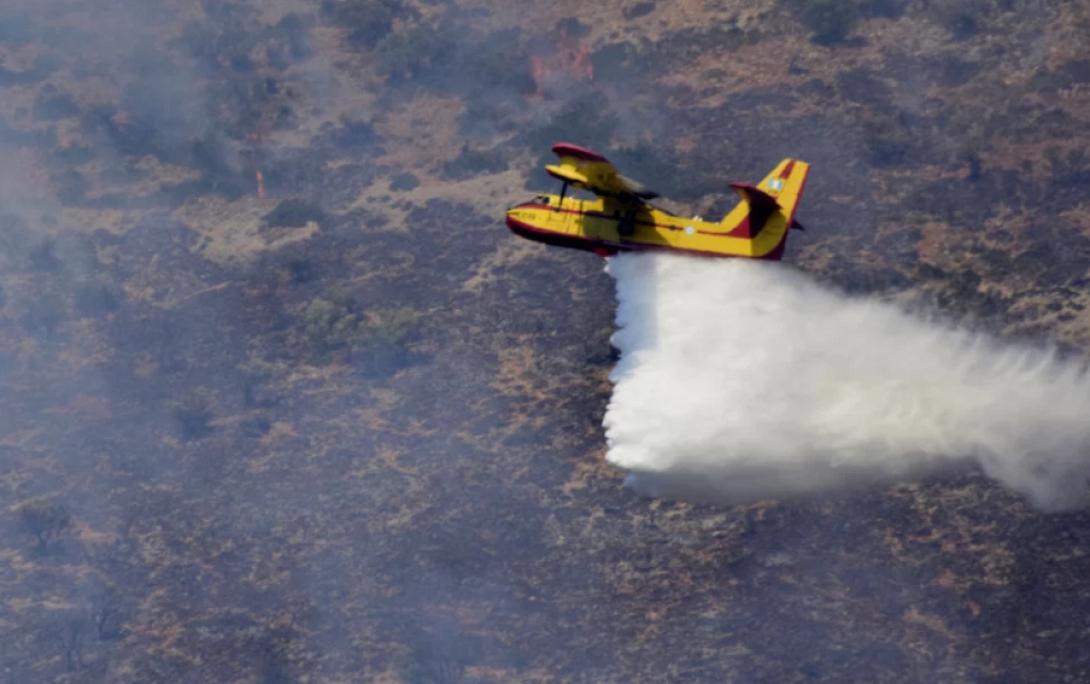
(728, 182), (780, 238)
(729, 183), (780, 212)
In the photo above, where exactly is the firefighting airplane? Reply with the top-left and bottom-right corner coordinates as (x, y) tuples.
(506, 143), (810, 260)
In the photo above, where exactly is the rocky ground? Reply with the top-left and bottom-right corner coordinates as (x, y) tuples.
(1, 0), (1089, 681)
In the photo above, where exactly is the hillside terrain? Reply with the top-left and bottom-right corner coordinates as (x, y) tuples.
(1, 0), (1090, 681)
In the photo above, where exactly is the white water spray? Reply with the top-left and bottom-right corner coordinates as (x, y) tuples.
(604, 253), (1090, 510)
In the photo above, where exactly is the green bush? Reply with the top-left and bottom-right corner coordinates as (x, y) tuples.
(300, 295), (364, 361)
(298, 295), (418, 375)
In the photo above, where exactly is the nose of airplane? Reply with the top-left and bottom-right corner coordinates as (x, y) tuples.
(505, 206), (532, 232)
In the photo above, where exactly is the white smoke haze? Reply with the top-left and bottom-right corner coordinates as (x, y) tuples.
(604, 253), (1090, 511)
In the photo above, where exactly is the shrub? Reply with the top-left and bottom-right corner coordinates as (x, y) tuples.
(299, 295), (365, 363)
(273, 13), (312, 61)
(323, 0), (414, 48)
(22, 293), (67, 339)
(862, 0), (907, 19)
(288, 259), (317, 284)
(797, 0), (862, 45)
(174, 398), (215, 441)
(0, 15), (33, 45)
(526, 96), (617, 159)
(375, 24), (448, 81)
(929, 0), (987, 40)
(329, 120), (380, 150)
(54, 169), (88, 203)
(353, 307), (418, 378)
(33, 86), (79, 121)
(555, 17), (590, 37)
(191, 131), (248, 197)
(18, 498), (71, 553)
(29, 238), (61, 271)
(74, 282), (121, 317)
(624, 2), (655, 19)
(298, 295), (418, 375)
(390, 172), (419, 191)
(264, 198), (325, 227)
(441, 147), (506, 180)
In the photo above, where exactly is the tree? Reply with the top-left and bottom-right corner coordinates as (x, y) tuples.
(47, 609), (89, 673)
(18, 498), (71, 553)
(90, 587), (125, 641)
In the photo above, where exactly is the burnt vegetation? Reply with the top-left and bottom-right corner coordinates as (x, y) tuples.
(0, 0), (1089, 681)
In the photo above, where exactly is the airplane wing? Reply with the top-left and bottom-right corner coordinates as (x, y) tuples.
(545, 143), (658, 200)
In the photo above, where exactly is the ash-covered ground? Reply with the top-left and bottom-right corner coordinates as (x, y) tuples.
(1, 1), (1090, 682)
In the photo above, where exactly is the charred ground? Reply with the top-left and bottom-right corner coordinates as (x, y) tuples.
(1, 0), (1090, 681)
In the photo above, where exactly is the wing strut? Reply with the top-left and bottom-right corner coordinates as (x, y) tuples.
(556, 181), (568, 211)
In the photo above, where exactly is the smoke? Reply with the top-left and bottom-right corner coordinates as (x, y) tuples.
(604, 253), (1090, 511)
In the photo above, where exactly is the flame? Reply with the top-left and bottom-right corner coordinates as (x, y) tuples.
(255, 169), (265, 199)
(529, 35), (593, 97)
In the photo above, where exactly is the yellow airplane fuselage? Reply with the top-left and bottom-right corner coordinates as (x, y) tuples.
(506, 159), (809, 260)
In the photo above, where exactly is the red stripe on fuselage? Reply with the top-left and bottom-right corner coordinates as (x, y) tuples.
(505, 215), (785, 261)
(514, 202), (727, 237)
